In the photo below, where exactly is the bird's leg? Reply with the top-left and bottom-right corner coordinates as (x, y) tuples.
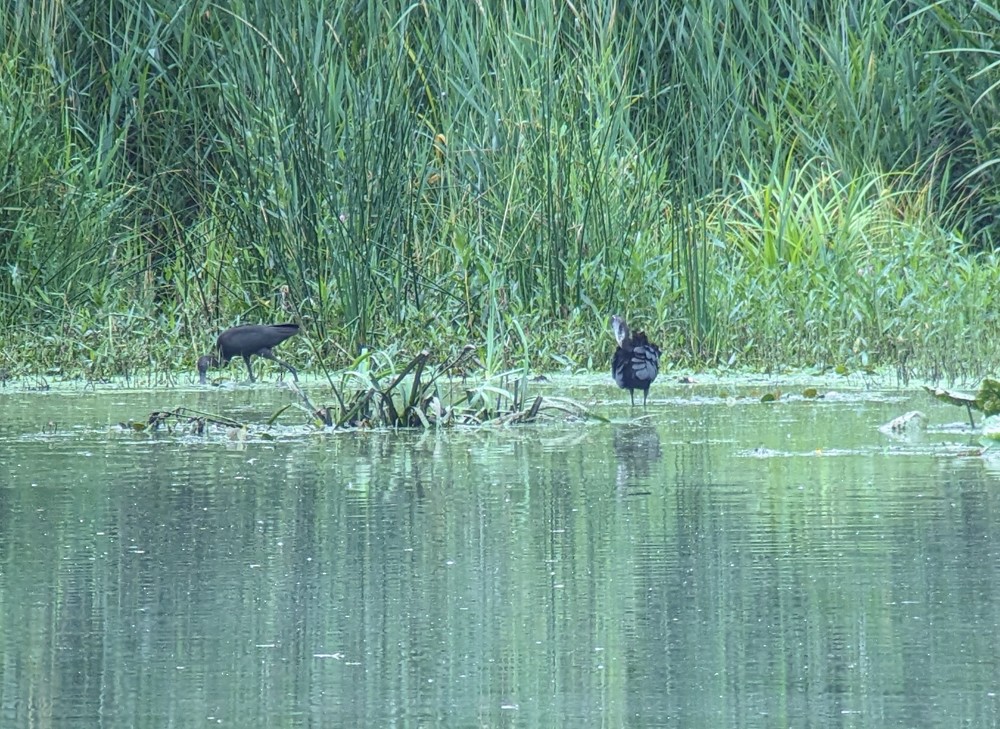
(242, 355), (256, 382)
(258, 349), (298, 382)
(630, 389), (636, 407)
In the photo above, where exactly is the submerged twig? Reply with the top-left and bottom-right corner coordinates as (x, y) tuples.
(141, 406), (246, 434)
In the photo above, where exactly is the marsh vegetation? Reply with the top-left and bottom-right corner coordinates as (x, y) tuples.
(2, 1), (999, 382)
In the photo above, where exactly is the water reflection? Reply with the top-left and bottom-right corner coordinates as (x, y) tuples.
(612, 421), (663, 490)
(0, 386), (999, 727)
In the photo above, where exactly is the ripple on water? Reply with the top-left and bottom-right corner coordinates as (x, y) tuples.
(1, 382), (999, 727)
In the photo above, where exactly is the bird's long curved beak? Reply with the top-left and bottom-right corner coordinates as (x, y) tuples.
(610, 315), (628, 346)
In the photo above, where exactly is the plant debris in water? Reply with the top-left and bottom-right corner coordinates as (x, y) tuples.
(133, 349), (604, 434)
(923, 378), (1000, 428)
(125, 407), (244, 435)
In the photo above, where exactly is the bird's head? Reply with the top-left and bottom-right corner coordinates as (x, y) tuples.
(610, 315), (629, 347)
(197, 355), (215, 385)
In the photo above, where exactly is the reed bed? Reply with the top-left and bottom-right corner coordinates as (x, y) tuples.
(2, 0), (999, 381)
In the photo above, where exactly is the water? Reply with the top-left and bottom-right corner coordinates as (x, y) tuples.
(1, 378), (999, 728)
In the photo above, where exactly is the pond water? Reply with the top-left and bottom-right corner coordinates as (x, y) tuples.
(1, 376), (998, 728)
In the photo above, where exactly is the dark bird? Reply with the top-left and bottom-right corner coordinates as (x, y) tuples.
(197, 323), (300, 384)
(611, 314), (660, 406)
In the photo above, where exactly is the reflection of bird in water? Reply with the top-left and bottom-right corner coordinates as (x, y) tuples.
(613, 422), (663, 490)
(611, 315), (660, 407)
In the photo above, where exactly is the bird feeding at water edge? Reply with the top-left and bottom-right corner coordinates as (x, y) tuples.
(611, 314), (660, 407)
(197, 323), (300, 384)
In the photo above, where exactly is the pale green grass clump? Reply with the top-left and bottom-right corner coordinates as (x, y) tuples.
(708, 167), (1000, 381)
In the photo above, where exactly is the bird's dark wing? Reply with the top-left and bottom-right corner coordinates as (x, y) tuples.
(629, 344), (659, 385)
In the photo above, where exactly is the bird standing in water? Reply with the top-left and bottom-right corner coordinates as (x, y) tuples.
(611, 315), (660, 406)
(197, 323), (300, 384)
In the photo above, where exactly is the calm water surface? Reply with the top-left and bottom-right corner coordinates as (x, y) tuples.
(1, 378), (998, 728)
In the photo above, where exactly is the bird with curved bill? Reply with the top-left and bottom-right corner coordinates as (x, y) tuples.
(197, 323), (300, 384)
(611, 315), (660, 407)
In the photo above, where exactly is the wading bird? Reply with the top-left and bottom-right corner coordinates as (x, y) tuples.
(611, 314), (660, 407)
(198, 323), (300, 384)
